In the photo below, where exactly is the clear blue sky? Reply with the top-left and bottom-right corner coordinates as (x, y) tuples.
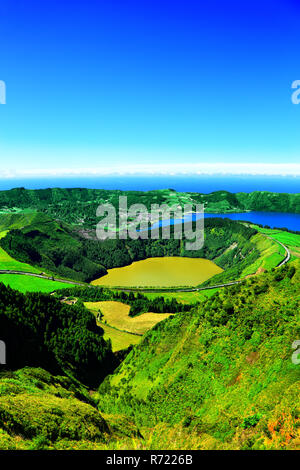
(0, 0), (300, 177)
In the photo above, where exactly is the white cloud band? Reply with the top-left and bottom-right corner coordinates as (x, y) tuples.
(0, 163), (300, 178)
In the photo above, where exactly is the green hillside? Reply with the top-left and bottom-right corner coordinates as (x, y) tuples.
(0, 188), (298, 230)
(236, 191), (300, 213)
(97, 262), (300, 450)
(0, 213), (107, 282)
(0, 367), (140, 450)
(0, 263), (299, 450)
(0, 189), (299, 451)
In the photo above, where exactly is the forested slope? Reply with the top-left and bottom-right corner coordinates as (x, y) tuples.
(0, 283), (115, 387)
(0, 213), (107, 282)
(97, 263), (300, 449)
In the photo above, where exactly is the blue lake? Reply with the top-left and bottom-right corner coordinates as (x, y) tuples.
(205, 212), (300, 231)
(150, 212), (300, 232)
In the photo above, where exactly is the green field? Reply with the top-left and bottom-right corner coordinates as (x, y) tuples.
(252, 227), (300, 263)
(142, 288), (220, 304)
(0, 274), (76, 293)
(252, 226), (300, 246)
(91, 257), (223, 288)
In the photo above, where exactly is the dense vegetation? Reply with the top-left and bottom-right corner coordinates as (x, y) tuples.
(0, 213), (107, 282)
(0, 262), (299, 449)
(0, 283), (115, 387)
(0, 213), (260, 286)
(0, 367), (140, 450)
(0, 187), (298, 450)
(97, 263), (300, 449)
(55, 286), (191, 316)
(82, 217), (258, 273)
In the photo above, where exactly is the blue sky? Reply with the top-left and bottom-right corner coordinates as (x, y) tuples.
(0, 0), (300, 177)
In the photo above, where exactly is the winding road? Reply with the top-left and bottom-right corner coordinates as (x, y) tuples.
(273, 237), (291, 267)
(0, 236), (291, 294)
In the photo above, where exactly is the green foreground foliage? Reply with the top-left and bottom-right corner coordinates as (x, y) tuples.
(0, 367), (141, 450)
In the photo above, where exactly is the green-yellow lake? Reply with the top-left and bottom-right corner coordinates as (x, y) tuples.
(91, 257), (223, 288)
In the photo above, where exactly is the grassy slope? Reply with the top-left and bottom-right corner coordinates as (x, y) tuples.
(0, 212), (39, 231)
(240, 233), (285, 276)
(0, 228), (77, 292)
(0, 230), (41, 273)
(0, 368), (140, 450)
(253, 226), (300, 249)
(203, 231), (286, 286)
(97, 262), (300, 450)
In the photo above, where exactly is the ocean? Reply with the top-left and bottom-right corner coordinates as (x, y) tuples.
(0, 175), (299, 193)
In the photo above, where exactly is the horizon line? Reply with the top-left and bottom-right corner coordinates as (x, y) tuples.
(1, 163), (300, 178)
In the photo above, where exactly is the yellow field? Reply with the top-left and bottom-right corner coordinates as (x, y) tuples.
(84, 300), (172, 336)
(91, 257), (223, 288)
(100, 322), (141, 352)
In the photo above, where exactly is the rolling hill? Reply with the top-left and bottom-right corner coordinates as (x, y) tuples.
(0, 188), (299, 230)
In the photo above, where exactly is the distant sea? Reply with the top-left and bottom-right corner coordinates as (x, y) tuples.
(0, 175), (299, 193)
